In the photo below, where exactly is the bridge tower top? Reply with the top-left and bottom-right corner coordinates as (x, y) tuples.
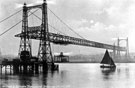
(19, 0), (53, 63)
(117, 37), (129, 57)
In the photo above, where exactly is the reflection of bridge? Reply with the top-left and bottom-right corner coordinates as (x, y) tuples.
(0, 0), (129, 72)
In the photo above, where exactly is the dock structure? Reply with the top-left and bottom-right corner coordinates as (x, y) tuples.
(1, 0), (59, 75)
(0, 0), (59, 75)
(0, 58), (58, 74)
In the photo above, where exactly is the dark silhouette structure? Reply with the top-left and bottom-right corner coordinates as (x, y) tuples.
(54, 52), (69, 62)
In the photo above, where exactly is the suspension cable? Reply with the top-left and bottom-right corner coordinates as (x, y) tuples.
(0, 20), (22, 36)
(47, 8), (85, 39)
(29, 11), (66, 35)
(0, 9), (22, 24)
(0, 9), (39, 37)
(48, 24), (66, 35)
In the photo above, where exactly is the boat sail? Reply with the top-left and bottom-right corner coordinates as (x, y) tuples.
(100, 50), (116, 68)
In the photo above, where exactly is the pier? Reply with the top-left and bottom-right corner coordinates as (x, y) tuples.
(0, 59), (58, 74)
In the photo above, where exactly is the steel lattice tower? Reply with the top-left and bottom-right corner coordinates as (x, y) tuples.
(38, 0), (53, 63)
(19, 3), (32, 59)
(117, 37), (129, 58)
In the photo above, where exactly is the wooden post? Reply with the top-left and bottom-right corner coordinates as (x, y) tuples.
(13, 64), (19, 74)
(5, 65), (7, 74)
(0, 65), (2, 74)
(10, 65), (11, 75)
(35, 63), (39, 74)
(31, 63), (34, 74)
(23, 64), (27, 74)
(19, 65), (22, 74)
(43, 61), (48, 73)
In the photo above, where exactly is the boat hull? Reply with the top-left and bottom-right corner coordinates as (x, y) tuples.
(100, 65), (116, 68)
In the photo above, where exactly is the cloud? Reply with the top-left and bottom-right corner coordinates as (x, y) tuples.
(35, 0), (56, 5)
(61, 0), (135, 52)
(47, 0), (56, 5)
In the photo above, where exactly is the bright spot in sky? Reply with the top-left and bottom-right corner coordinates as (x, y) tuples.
(90, 20), (94, 24)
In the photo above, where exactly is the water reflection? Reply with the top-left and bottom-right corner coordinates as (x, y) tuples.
(19, 75), (32, 87)
(101, 68), (116, 80)
(125, 68), (129, 78)
(42, 72), (48, 86)
(0, 74), (10, 87)
(0, 71), (60, 87)
(117, 66), (130, 79)
(1, 63), (135, 88)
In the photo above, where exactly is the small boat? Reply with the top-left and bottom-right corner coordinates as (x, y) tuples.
(100, 50), (116, 68)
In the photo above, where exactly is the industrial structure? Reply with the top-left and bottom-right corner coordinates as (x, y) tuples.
(0, 0), (129, 74)
(54, 52), (69, 62)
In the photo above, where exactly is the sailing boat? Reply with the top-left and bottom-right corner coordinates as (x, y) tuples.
(100, 50), (116, 68)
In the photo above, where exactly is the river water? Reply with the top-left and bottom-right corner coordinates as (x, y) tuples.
(0, 63), (135, 88)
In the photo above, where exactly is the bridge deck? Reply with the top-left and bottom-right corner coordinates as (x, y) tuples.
(15, 26), (126, 51)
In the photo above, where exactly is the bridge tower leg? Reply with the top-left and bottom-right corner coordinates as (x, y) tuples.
(125, 37), (129, 58)
(19, 3), (32, 60)
(117, 38), (120, 57)
(113, 43), (116, 59)
(38, 0), (54, 72)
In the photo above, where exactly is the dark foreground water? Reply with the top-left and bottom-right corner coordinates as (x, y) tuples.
(0, 63), (135, 88)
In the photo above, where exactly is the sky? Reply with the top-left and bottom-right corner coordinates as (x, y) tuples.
(0, 0), (135, 56)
